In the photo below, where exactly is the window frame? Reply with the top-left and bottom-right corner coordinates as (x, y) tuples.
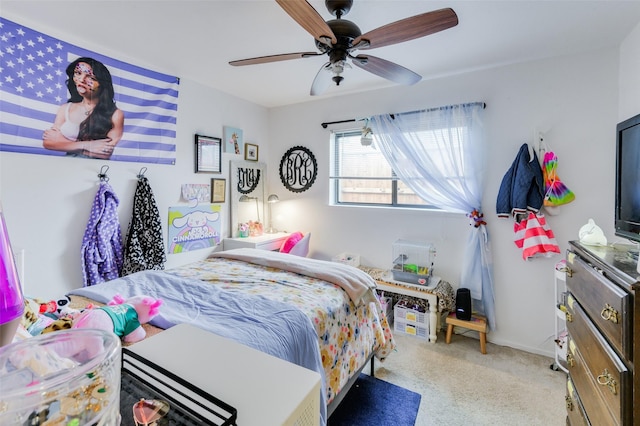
(330, 129), (439, 210)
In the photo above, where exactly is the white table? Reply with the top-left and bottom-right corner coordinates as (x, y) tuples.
(127, 323), (321, 426)
(223, 232), (291, 251)
(376, 280), (440, 343)
(358, 266), (448, 343)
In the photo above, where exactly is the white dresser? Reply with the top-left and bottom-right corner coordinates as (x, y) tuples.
(127, 323), (321, 426)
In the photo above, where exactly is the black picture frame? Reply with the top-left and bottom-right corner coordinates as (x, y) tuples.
(195, 134), (222, 173)
(211, 178), (226, 203)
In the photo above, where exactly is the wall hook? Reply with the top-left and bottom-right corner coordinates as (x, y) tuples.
(98, 165), (110, 182)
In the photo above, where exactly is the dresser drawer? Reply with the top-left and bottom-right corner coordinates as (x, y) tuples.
(566, 376), (589, 426)
(567, 334), (619, 426)
(566, 251), (632, 359)
(566, 295), (631, 425)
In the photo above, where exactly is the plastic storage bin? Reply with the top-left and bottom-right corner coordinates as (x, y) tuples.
(394, 303), (429, 340)
(0, 329), (121, 425)
(391, 239), (435, 285)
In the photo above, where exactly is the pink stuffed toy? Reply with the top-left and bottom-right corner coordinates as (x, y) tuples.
(72, 294), (163, 343)
(51, 294), (162, 361)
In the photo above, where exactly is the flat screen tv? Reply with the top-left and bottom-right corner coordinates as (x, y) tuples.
(615, 112), (640, 244)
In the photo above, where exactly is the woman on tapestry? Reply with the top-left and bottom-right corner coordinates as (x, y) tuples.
(42, 57), (124, 159)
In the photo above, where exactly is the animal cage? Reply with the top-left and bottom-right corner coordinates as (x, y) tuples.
(391, 239), (436, 285)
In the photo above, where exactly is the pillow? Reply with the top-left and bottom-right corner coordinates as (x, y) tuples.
(289, 232), (311, 257)
(280, 232), (303, 253)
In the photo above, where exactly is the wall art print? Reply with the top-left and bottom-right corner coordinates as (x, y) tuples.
(195, 134), (222, 173)
(244, 143), (258, 161)
(279, 146), (318, 193)
(0, 17), (180, 164)
(167, 204), (221, 254)
(223, 126), (243, 154)
(180, 184), (210, 203)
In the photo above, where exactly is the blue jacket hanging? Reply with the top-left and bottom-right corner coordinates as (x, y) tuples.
(81, 181), (123, 286)
(496, 143), (544, 218)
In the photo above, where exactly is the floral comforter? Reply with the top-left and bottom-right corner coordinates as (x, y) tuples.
(167, 250), (395, 405)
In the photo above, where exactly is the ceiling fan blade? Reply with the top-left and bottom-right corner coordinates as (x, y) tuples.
(353, 8), (458, 50)
(352, 54), (421, 85)
(276, 0), (337, 45)
(229, 52), (322, 66)
(310, 62), (332, 96)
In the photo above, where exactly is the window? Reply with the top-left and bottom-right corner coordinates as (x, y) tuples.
(330, 130), (431, 208)
(330, 103), (482, 211)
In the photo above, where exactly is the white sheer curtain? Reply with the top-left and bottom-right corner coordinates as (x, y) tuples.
(369, 103), (496, 330)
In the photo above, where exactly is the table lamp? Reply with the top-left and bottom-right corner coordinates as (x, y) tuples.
(267, 194), (279, 233)
(0, 203), (24, 347)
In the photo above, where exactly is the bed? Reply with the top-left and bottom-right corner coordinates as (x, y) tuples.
(68, 248), (395, 425)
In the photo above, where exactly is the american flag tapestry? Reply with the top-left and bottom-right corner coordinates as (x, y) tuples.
(0, 17), (179, 164)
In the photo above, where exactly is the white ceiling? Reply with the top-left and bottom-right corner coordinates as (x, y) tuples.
(4, 1), (640, 108)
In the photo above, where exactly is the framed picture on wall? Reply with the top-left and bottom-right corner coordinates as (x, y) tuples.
(195, 134), (222, 173)
(245, 143), (259, 161)
(211, 178), (226, 203)
(223, 126), (243, 154)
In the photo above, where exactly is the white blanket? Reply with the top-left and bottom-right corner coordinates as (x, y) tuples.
(210, 248), (377, 304)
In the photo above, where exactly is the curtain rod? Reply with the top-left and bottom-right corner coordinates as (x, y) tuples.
(320, 102), (486, 129)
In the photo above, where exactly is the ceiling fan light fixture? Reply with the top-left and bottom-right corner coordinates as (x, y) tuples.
(329, 59), (350, 86)
(236, 2), (458, 96)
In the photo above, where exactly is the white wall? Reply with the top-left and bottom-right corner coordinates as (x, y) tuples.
(266, 47), (621, 356)
(0, 78), (269, 300)
(619, 21), (640, 120)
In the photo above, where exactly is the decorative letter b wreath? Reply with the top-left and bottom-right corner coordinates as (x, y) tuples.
(279, 146), (317, 193)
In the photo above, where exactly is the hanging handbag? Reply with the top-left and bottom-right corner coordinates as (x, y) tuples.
(513, 212), (560, 260)
(542, 151), (575, 206)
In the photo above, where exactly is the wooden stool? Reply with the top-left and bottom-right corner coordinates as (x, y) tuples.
(445, 312), (488, 354)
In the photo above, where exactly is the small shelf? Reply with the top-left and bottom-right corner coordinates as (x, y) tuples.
(551, 262), (569, 374)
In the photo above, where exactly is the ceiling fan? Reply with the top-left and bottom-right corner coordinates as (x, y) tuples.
(229, 0), (458, 96)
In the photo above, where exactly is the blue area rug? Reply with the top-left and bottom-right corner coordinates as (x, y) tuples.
(328, 374), (421, 426)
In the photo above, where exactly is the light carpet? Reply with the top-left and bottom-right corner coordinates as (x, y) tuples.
(372, 331), (566, 425)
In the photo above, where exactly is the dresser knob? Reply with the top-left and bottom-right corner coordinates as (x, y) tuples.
(600, 304), (619, 324)
(597, 369), (618, 395)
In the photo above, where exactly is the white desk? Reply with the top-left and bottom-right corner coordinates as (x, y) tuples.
(223, 232), (291, 251)
(128, 323), (321, 426)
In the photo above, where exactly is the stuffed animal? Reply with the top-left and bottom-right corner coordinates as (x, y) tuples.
(579, 218), (607, 246)
(52, 294), (163, 361)
(72, 294), (163, 343)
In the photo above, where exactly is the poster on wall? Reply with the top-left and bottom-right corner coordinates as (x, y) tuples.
(0, 17), (180, 164)
(223, 126), (243, 154)
(167, 204), (221, 254)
